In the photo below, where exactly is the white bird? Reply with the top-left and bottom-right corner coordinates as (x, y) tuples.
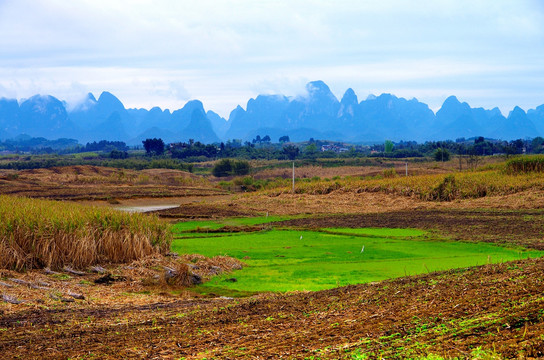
(361, 245), (365, 253)
(300, 235), (303, 240)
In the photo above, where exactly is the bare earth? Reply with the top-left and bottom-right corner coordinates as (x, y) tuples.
(1, 165), (544, 358)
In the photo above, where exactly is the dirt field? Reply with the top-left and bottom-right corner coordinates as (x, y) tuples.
(1, 258), (542, 359)
(2, 163), (544, 358)
(0, 166), (226, 200)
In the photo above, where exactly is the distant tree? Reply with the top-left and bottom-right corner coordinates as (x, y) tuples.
(84, 140), (128, 152)
(212, 159), (251, 177)
(252, 135), (262, 144)
(531, 137), (544, 153)
(279, 135), (290, 143)
(170, 141), (218, 159)
(303, 143), (319, 159)
(384, 140), (394, 153)
(434, 148), (451, 162)
(262, 135), (271, 143)
(109, 150), (128, 159)
(226, 139), (242, 148)
(142, 138), (165, 155)
(510, 139), (525, 154)
(282, 144), (299, 160)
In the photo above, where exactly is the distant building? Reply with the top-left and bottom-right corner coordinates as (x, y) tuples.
(321, 144), (349, 153)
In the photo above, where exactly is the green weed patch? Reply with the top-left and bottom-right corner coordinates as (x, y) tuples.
(172, 227), (543, 294)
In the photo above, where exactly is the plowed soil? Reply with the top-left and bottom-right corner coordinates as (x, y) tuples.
(152, 202), (251, 219)
(1, 258), (543, 359)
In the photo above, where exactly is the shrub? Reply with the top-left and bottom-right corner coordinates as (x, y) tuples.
(212, 159), (251, 177)
(383, 168), (397, 178)
(434, 148), (451, 162)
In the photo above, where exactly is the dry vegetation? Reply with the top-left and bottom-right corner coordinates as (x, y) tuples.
(263, 168), (544, 201)
(1, 258), (542, 359)
(2, 156), (544, 358)
(0, 165), (225, 200)
(0, 253), (244, 313)
(250, 156), (506, 180)
(0, 195), (171, 271)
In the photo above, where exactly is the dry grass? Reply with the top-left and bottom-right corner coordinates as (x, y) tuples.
(250, 156), (508, 180)
(0, 252), (246, 315)
(0, 165), (225, 200)
(0, 195), (172, 271)
(262, 169), (544, 202)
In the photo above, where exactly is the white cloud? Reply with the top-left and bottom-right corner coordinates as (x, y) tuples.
(0, 0), (542, 117)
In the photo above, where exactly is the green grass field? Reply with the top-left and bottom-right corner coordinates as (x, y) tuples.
(172, 224), (543, 296)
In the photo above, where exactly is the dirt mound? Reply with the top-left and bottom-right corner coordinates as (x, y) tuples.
(153, 202), (253, 219)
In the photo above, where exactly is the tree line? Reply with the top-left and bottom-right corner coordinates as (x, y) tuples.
(141, 136), (540, 161)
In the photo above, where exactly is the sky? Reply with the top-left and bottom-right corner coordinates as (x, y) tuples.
(0, 0), (543, 118)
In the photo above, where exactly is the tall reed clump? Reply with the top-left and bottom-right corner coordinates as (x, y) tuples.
(505, 155), (544, 174)
(0, 195), (172, 271)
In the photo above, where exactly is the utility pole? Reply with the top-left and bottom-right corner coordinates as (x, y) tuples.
(292, 161), (295, 194)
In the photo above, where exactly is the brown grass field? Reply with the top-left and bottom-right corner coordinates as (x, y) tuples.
(1, 159), (544, 358)
(0, 165), (226, 200)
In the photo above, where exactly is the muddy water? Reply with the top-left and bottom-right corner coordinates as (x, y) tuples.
(114, 204), (180, 213)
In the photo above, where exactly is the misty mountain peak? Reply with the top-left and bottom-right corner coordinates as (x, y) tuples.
(509, 106), (526, 117)
(86, 93), (97, 102)
(439, 96), (471, 114)
(2, 83), (543, 145)
(22, 95), (65, 113)
(306, 80), (330, 93)
(443, 95), (460, 104)
(97, 91), (125, 111)
(228, 105), (246, 122)
(341, 88), (358, 106)
(185, 99), (204, 109)
(489, 107), (503, 117)
(305, 81), (337, 103)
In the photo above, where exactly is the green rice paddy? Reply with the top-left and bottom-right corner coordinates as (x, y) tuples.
(172, 218), (543, 295)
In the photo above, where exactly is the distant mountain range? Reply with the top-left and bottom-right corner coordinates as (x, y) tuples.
(1, 80), (543, 145)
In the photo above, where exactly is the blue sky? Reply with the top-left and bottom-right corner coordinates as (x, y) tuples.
(0, 0), (543, 117)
